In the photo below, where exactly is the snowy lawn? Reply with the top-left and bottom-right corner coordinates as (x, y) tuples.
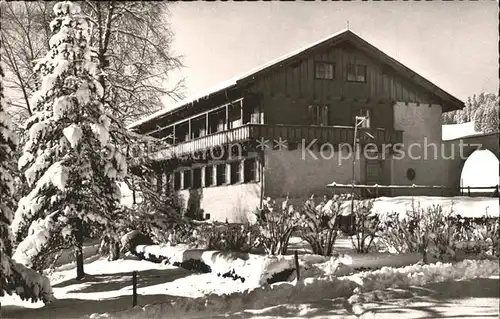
(79, 259), (499, 319)
(1, 253), (259, 319)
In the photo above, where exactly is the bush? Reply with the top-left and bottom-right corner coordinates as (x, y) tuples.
(453, 216), (499, 256)
(379, 202), (462, 262)
(191, 222), (261, 252)
(350, 198), (380, 253)
(295, 195), (342, 256)
(255, 197), (299, 255)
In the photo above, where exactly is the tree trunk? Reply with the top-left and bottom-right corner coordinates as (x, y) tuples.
(109, 239), (120, 261)
(75, 218), (85, 280)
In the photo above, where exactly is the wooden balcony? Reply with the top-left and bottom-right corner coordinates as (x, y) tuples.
(151, 124), (403, 160)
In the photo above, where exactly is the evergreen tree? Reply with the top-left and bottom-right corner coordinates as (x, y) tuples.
(1, 60), (52, 302)
(442, 92), (499, 134)
(477, 94), (499, 133)
(11, 2), (126, 279)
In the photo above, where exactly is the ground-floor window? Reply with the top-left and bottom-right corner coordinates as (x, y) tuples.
(230, 161), (242, 184)
(244, 158), (257, 182)
(205, 166), (214, 186)
(216, 163), (226, 186)
(165, 173), (172, 193)
(156, 172), (163, 193)
(183, 170), (191, 189)
(193, 167), (202, 188)
(170, 157), (258, 191)
(174, 171), (181, 191)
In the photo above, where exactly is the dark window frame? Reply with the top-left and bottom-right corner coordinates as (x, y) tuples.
(230, 161), (242, 184)
(182, 170), (192, 189)
(174, 171), (181, 191)
(314, 61), (335, 80)
(216, 163), (226, 186)
(346, 64), (367, 83)
(244, 158), (258, 182)
(204, 165), (214, 187)
(193, 167), (202, 188)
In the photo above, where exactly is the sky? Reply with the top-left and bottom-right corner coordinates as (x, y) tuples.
(166, 1), (498, 107)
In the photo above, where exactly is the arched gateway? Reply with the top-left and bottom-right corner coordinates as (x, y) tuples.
(444, 132), (500, 195)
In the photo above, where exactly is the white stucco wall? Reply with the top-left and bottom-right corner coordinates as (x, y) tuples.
(177, 182), (261, 223)
(263, 144), (363, 198)
(391, 102), (449, 195)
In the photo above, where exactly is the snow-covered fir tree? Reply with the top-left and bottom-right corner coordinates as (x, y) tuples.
(1, 60), (52, 302)
(11, 1), (127, 279)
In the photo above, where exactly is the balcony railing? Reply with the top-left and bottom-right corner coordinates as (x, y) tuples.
(150, 124), (403, 160)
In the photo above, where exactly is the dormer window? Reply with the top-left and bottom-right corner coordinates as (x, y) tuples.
(315, 62), (335, 80)
(346, 64), (367, 83)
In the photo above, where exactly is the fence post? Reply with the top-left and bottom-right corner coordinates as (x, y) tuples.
(132, 271), (137, 307)
(375, 185), (379, 198)
(294, 250), (300, 280)
(467, 186), (470, 197)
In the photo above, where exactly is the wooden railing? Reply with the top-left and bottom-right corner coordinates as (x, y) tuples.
(150, 124), (403, 160)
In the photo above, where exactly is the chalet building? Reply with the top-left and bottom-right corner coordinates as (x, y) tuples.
(128, 29), (464, 223)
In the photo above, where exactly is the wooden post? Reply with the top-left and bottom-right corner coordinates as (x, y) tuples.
(188, 119), (192, 140)
(294, 250), (300, 280)
(205, 112), (209, 135)
(132, 271), (137, 307)
(467, 186), (470, 197)
(375, 185), (379, 198)
(172, 125), (176, 145)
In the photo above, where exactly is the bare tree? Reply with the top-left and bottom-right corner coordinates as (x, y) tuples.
(0, 1), (53, 123)
(82, 1), (184, 125)
(1, 1), (184, 126)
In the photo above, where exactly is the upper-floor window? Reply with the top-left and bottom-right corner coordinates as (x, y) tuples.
(346, 64), (367, 83)
(308, 105), (329, 126)
(315, 62), (335, 80)
(228, 101), (242, 129)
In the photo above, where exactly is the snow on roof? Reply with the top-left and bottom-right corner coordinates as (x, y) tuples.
(127, 28), (351, 129)
(442, 122), (483, 141)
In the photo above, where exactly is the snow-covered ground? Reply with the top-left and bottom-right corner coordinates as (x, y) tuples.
(333, 196), (498, 218)
(370, 196), (499, 218)
(2, 236), (498, 319)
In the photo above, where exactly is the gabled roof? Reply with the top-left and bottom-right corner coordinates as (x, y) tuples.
(129, 29), (465, 129)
